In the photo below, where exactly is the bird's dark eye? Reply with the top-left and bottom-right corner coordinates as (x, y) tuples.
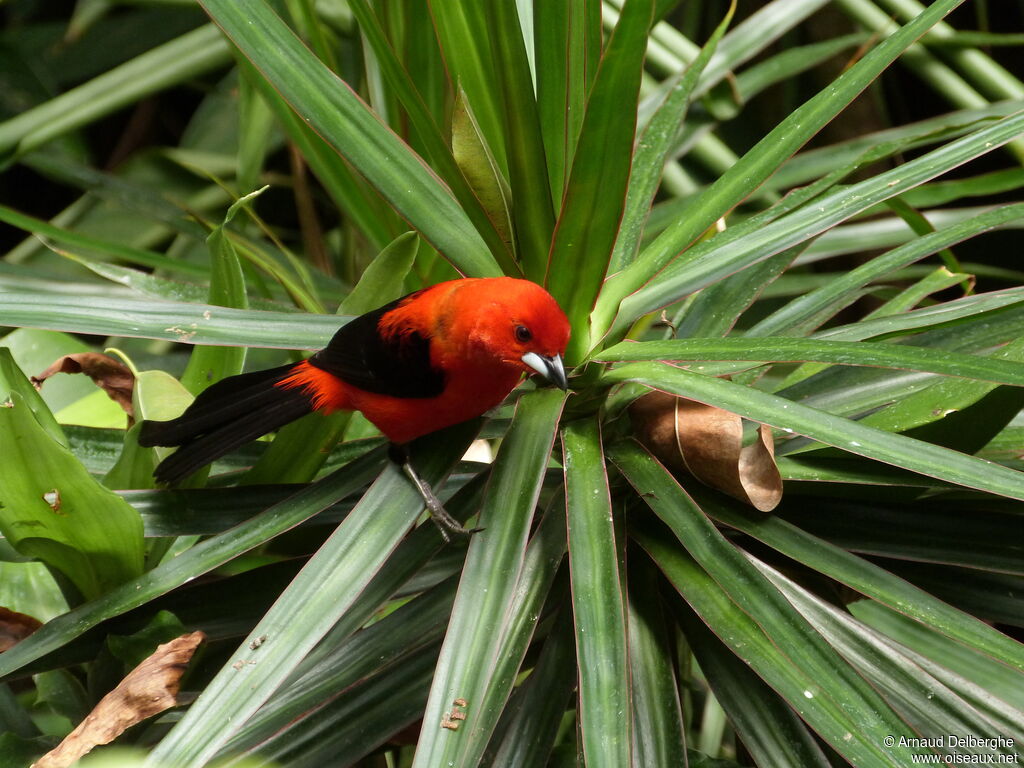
(515, 325), (532, 343)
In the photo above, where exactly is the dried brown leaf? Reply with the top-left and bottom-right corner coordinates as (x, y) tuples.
(0, 606), (43, 652)
(31, 631), (205, 768)
(630, 390), (783, 512)
(32, 353), (136, 418)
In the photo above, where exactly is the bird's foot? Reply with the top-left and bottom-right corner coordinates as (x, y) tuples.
(397, 450), (481, 542)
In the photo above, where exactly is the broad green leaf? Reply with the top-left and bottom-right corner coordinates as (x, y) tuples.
(0, 561), (68, 625)
(199, 0), (500, 277)
(563, 418), (630, 768)
(0, 329), (99, 419)
(0, 448), (385, 682)
(0, 387), (144, 601)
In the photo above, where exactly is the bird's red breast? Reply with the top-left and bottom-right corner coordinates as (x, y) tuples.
(278, 277), (570, 443)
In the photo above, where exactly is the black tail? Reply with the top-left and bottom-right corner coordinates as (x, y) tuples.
(138, 363), (313, 485)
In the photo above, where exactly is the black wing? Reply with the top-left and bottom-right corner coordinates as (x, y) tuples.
(309, 293), (446, 399)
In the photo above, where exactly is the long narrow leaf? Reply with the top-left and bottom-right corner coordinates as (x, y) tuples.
(563, 418), (630, 768)
(411, 389), (565, 768)
(144, 431), (476, 766)
(0, 449), (386, 682)
(594, 0), (967, 339)
(597, 337), (1024, 387)
(0, 293), (342, 349)
(197, 0), (500, 277)
(604, 362), (1024, 499)
(615, 110), (1024, 333)
(547, 0), (653, 362)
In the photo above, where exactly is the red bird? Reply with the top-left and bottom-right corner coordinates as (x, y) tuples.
(138, 277), (570, 536)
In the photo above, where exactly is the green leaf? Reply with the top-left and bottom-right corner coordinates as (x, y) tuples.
(238, 57), (395, 254)
(677, 602), (832, 768)
(0, 292), (343, 349)
(412, 389), (565, 768)
(756, 560), (1024, 754)
(597, 337), (1024, 387)
(596, 0), (970, 337)
(746, 203), (1024, 337)
(563, 418), (630, 768)
(635, 526), (914, 766)
(0, 329), (95, 424)
(483, 607), (577, 768)
(0, 204), (209, 279)
(180, 189), (256, 394)
(451, 90), (514, 255)
(145, 427), (476, 766)
(627, 559), (687, 767)
(604, 362), (1024, 499)
(547, 0), (653, 362)
(0, 449), (385, 682)
(199, 0), (500, 277)
(489, 0), (554, 280)
(615, 111), (1024, 334)
(0, 384), (144, 601)
(610, 2), (733, 273)
(534, 0), (601, 203)
(697, 489), (1024, 673)
(338, 231), (418, 316)
(614, 447), (919, 766)
(346, 0), (516, 273)
(430, 2), (506, 175)
(0, 25), (232, 164)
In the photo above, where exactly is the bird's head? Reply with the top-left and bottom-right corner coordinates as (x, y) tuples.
(451, 277), (571, 390)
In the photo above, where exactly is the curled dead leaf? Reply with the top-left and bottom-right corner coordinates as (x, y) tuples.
(630, 390), (783, 512)
(31, 631), (205, 768)
(32, 353), (136, 419)
(0, 606), (43, 652)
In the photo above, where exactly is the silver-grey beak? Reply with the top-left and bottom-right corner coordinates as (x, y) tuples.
(521, 352), (568, 391)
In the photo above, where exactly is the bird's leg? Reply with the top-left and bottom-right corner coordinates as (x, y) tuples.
(389, 444), (478, 542)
